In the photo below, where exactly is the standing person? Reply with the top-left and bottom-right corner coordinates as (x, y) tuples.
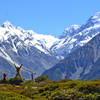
(1, 72), (8, 80)
(14, 64), (23, 79)
(30, 72), (36, 80)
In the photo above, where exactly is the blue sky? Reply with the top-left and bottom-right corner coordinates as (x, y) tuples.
(0, 0), (100, 36)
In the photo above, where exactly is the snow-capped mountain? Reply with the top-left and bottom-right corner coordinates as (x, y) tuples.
(0, 21), (59, 79)
(51, 12), (100, 59)
(0, 21), (59, 55)
(43, 12), (100, 81)
(42, 33), (100, 81)
(0, 12), (100, 79)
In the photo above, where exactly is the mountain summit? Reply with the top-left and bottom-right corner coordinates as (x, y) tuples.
(60, 25), (80, 39)
(51, 12), (100, 59)
(88, 12), (100, 24)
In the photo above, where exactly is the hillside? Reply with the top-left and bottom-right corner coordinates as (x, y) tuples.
(43, 33), (100, 81)
(0, 77), (100, 100)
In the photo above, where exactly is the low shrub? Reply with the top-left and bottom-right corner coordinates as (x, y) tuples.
(8, 77), (23, 85)
(35, 75), (49, 83)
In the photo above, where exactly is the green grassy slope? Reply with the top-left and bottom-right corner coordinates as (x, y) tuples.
(0, 77), (100, 100)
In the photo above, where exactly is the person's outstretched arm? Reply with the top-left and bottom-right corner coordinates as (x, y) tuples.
(14, 63), (17, 68)
(20, 64), (23, 68)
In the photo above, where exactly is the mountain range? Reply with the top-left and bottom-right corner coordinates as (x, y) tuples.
(0, 12), (100, 79)
(0, 21), (58, 79)
(43, 12), (100, 80)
